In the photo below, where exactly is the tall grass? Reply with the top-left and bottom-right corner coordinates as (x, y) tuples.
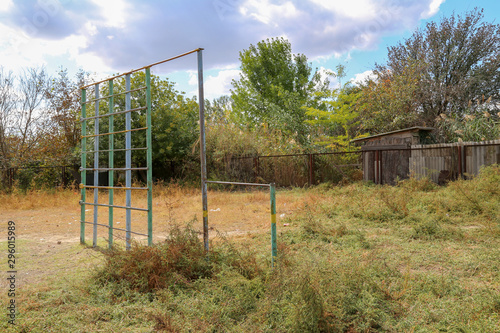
(81, 165), (500, 332)
(0, 185), (80, 210)
(2, 165), (499, 332)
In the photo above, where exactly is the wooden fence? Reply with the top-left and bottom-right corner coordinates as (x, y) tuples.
(410, 139), (500, 183)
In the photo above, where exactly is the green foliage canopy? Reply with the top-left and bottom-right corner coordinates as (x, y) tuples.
(94, 72), (198, 175)
(306, 85), (365, 150)
(231, 37), (328, 144)
(359, 8), (500, 140)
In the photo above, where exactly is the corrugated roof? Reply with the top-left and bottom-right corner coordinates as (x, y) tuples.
(351, 126), (434, 143)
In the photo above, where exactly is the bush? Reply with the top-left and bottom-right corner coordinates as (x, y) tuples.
(95, 223), (262, 294)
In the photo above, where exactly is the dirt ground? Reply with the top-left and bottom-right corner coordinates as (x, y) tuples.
(0, 188), (304, 290)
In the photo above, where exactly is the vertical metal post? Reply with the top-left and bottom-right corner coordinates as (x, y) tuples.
(93, 84), (100, 248)
(308, 154), (314, 186)
(379, 150), (383, 185)
(108, 80), (114, 249)
(270, 183), (277, 267)
(197, 49), (209, 252)
(463, 145), (467, 176)
(125, 74), (132, 250)
(146, 68), (153, 246)
(61, 166), (66, 187)
(80, 88), (87, 244)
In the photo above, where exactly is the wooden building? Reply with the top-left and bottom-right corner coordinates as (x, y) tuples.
(351, 127), (434, 185)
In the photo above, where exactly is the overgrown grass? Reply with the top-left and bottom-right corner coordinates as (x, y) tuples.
(95, 223), (261, 294)
(2, 165), (499, 332)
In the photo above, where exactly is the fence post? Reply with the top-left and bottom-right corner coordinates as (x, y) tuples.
(457, 145), (462, 179)
(197, 49), (209, 252)
(270, 183), (277, 267)
(254, 157), (259, 182)
(62, 166), (68, 188)
(8, 168), (13, 188)
(308, 154), (315, 186)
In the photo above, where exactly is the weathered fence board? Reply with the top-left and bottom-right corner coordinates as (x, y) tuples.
(410, 140), (500, 182)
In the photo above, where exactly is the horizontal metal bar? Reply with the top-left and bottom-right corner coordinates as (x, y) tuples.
(231, 151), (361, 160)
(0, 165), (75, 170)
(333, 164), (362, 168)
(81, 127), (147, 138)
(79, 201), (149, 211)
(80, 185), (148, 190)
(81, 48), (203, 89)
(82, 147), (148, 154)
(80, 167), (148, 171)
(82, 87), (147, 104)
(259, 152), (361, 158)
(81, 221), (148, 237)
(81, 106), (147, 121)
(313, 151), (361, 156)
(206, 180), (271, 187)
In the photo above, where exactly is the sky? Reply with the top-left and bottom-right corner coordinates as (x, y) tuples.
(0, 0), (499, 100)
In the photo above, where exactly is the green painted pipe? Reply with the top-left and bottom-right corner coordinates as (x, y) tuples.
(108, 80), (114, 249)
(80, 88), (87, 244)
(270, 183), (277, 267)
(146, 68), (153, 246)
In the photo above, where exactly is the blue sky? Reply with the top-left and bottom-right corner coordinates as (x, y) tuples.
(0, 0), (498, 99)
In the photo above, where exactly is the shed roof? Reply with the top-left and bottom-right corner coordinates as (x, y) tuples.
(351, 126), (434, 143)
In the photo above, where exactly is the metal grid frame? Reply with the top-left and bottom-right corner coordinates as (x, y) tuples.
(79, 48), (204, 249)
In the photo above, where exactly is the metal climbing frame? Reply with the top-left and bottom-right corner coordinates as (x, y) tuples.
(79, 48), (205, 249)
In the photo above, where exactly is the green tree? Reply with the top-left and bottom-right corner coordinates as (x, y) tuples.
(45, 68), (91, 165)
(358, 62), (421, 133)
(231, 37), (328, 144)
(95, 72), (199, 179)
(306, 66), (366, 150)
(205, 95), (232, 125)
(0, 67), (16, 169)
(0, 67), (51, 168)
(361, 8), (500, 139)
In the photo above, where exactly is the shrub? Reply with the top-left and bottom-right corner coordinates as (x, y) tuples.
(95, 223), (262, 294)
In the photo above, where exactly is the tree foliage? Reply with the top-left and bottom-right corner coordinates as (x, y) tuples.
(231, 37), (328, 143)
(0, 67), (52, 168)
(45, 68), (91, 165)
(358, 63), (421, 133)
(93, 72), (199, 178)
(360, 8), (500, 139)
(305, 66), (367, 150)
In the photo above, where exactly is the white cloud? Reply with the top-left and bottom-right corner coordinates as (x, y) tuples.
(316, 66), (338, 89)
(89, 0), (131, 28)
(309, 0), (376, 19)
(187, 70), (197, 86)
(0, 0), (13, 12)
(0, 0), (447, 83)
(352, 70), (376, 85)
(422, 0), (445, 18)
(241, 0), (300, 25)
(0, 17), (113, 77)
(204, 69), (241, 99)
(187, 68), (241, 99)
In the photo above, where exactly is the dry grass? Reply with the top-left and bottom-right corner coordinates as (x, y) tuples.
(1, 166), (499, 332)
(0, 183), (306, 245)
